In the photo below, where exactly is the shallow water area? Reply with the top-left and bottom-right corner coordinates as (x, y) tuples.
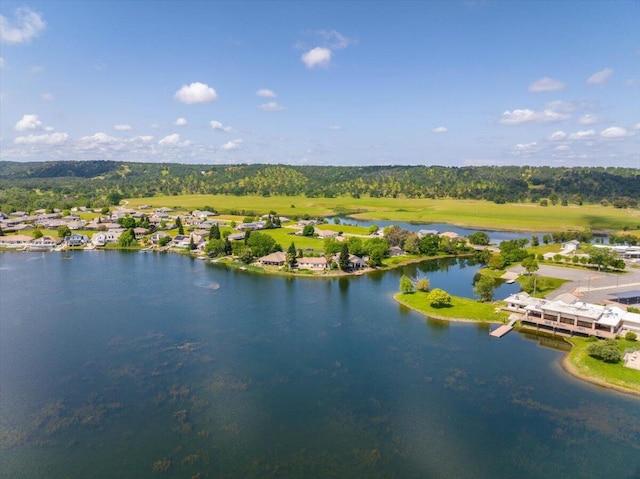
(1, 251), (639, 479)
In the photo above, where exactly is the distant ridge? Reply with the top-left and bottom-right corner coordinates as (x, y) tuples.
(0, 161), (638, 211)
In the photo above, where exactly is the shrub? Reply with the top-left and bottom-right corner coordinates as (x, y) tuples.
(625, 332), (637, 341)
(587, 340), (621, 363)
(428, 288), (452, 308)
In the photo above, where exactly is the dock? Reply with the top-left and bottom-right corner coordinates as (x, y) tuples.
(489, 315), (519, 338)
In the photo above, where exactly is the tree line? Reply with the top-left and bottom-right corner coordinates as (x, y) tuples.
(0, 161), (638, 212)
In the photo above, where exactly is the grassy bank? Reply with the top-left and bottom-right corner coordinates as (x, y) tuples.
(394, 291), (509, 323)
(563, 337), (640, 396)
(124, 195), (640, 233)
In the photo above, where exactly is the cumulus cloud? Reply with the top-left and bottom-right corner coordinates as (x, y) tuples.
(548, 130), (567, 141)
(328, 125), (342, 131)
(174, 82), (217, 104)
(529, 77), (565, 92)
(256, 88), (276, 98)
(210, 120), (232, 132)
(634, 123), (640, 130)
(158, 134), (183, 146)
(114, 124), (132, 131)
(14, 132), (68, 145)
(432, 126), (448, 133)
(511, 142), (538, 154)
(600, 126), (630, 139)
(301, 47), (332, 68)
(586, 68), (613, 85)
(174, 117), (188, 126)
(220, 139), (242, 151)
(499, 108), (569, 125)
(79, 132), (119, 146)
(130, 135), (154, 143)
(0, 7), (46, 44)
(15, 114), (43, 131)
(555, 144), (571, 151)
(578, 114), (599, 125)
(259, 102), (286, 111)
(568, 130), (595, 140)
(41, 92), (54, 101)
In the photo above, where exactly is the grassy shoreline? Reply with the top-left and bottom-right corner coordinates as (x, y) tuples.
(393, 292), (509, 324)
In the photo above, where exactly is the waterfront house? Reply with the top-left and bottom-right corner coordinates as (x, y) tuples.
(30, 236), (59, 250)
(298, 256), (329, 270)
(0, 234), (34, 248)
(65, 234), (90, 246)
(258, 251), (287, 267)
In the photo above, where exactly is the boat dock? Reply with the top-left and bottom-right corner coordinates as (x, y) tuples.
(489, 315), (519, 338)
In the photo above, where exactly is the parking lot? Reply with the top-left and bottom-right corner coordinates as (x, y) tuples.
(509, 263), (640, 306)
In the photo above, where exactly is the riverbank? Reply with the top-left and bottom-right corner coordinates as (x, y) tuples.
(561, 337), (640, 398)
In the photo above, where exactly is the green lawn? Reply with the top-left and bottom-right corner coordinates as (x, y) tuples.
(566, 338), (640, 393)
(123, 195), (640, 233)
(394, 291), (509, 323)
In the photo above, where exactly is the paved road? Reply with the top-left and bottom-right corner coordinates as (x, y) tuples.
(508, 263), (640, 305)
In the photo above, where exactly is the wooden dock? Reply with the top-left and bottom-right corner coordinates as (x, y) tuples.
(489, 316), (519, 338)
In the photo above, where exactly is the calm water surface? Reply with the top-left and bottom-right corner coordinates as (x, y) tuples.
(1, 252), (639, 478)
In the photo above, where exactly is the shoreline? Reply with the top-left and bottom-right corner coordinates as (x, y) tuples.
(561, 354), (640, 399)
(395, 293), (640, 399)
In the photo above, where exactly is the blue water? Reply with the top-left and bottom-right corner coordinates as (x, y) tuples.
(1, 251), (638, 478)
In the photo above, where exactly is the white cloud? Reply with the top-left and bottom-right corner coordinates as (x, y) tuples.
(256, 88), (276, 98)
(174, 117), (188, 126)
(317, 30), (353, 50)
(568, 129), (595, 140)
(578, 114), (599, 125)
(511, 142), (538, 154)
(210, 120), (232, 132)
(301, 47), (332, 68)
(499, 108), (569, 125)
(174, 82), (217, 104)
(80, 132), (119, 145)
(259, 102), (286, 111)
(0, 7), (46, 44)
(220, 139), (242, 151)
(15, 114), (42, 131)
(0, 57), (4, 68)
(328, 125), (342, 131)
(586, 68), (613, 85)
(158, 134), (182, 146)
(600, 126), (630, 139)
(432, 126), (448, 133)
(555, 144), (571, 151)
(548, 130), (567, 141)
(529, 77), (565, 92)
(14, 132), (67, 145)
(626, 79), (638, 87)
(114, 124), (132, 131)
(44, 126), (55, 132)
(41, 92), (53, 101)
(634, 123), (640, 130)
(27, 65), (43, 73)
(131, 135), (154, 143)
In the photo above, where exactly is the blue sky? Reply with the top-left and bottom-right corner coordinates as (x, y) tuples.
(1, 0), (638, 167)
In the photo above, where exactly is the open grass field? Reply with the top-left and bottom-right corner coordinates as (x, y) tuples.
(124, 194), (640, 233)
(394, 291), (509, 323)
(565, 338), (640, 394)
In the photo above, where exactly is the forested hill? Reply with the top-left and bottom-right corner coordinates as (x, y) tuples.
(0, 161), (638, 211)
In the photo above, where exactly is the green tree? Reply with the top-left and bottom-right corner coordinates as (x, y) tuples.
(188, 236), (196, 251)
(205, 238), (225, 256)
(339, 242), (350, 270)
(246, 231), (280, 258)
(57, 225), (72, 238)
(586, 246), (620, 271)
(368, 225), (379, 235)
(286, 242), (298, 268)
(158, 236), (172, 247)
(418, 234), (440, 256)
(33, 228), (44, 239)
(302, 224), (315, 237)
(416, 277), (430, 292)
(399, 275), (415, 294)
(587, 340), (621, 363)
(118, 216), (136, 229)
(106, 191), (123, 206)
(428, 288), (452, 307)
(209, 223), (220, 240)
(474, 275), (496, 302)
(238, 247), (254, 264)
(118, 229), (138, 247)
(175, 216), (184, 235)
(468, 231), (490, 246)
(521, 256), (539, 275)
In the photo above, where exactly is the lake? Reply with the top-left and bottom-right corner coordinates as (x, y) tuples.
(1, 251), (639, 478)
